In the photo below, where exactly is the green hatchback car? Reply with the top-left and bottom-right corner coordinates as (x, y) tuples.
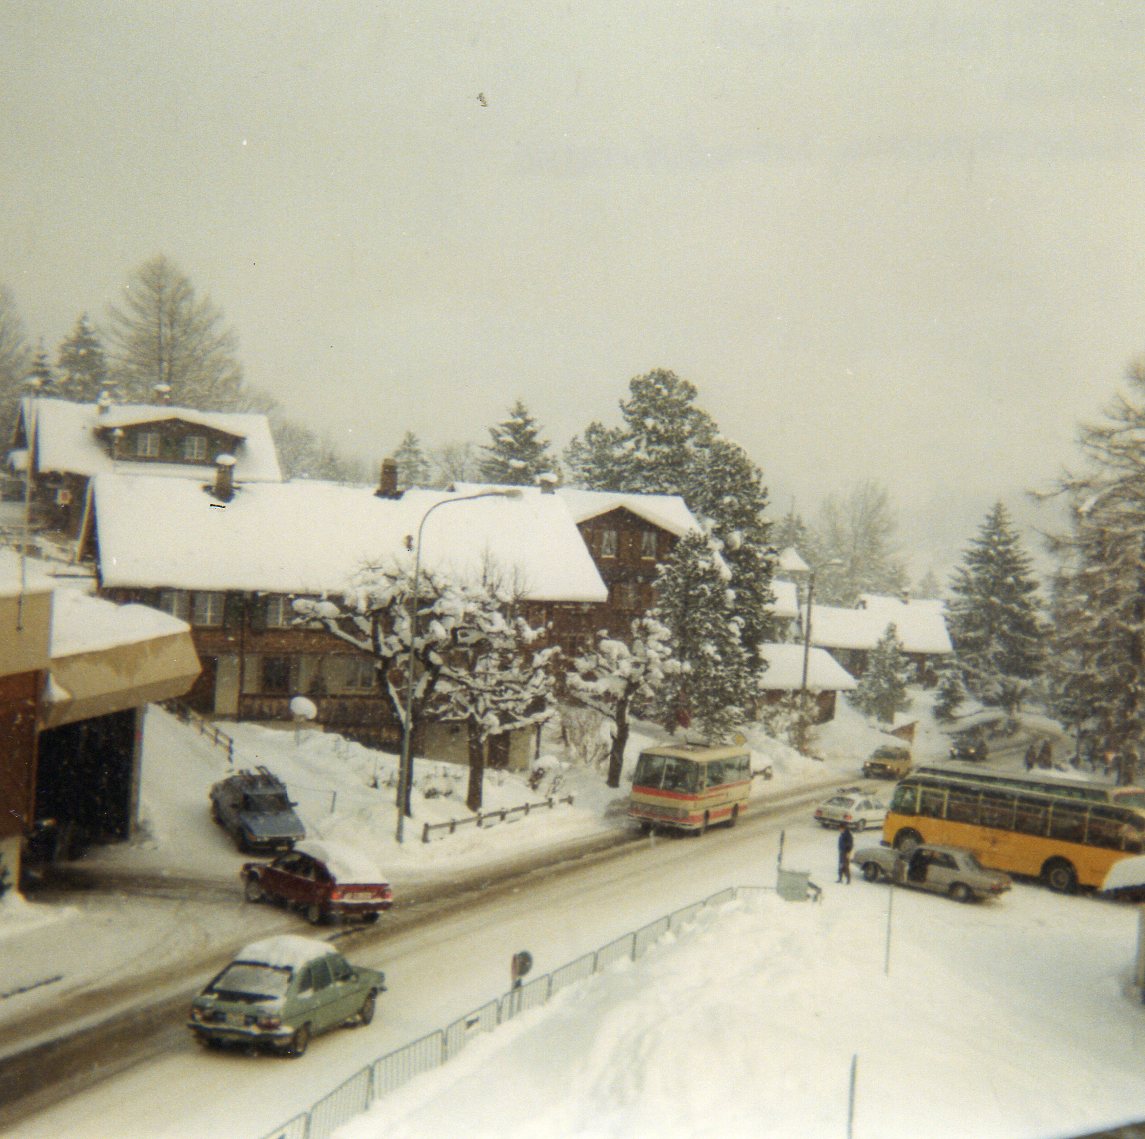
(187, 935), (386, 1057)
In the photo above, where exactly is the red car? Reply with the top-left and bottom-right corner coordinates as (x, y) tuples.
(242, 840), (393, 925)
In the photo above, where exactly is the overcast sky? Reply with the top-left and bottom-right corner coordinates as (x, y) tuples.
(3, 2), (1143, 576)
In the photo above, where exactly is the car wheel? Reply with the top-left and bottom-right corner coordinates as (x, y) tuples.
(894, 829), (922, 853)
(361, 911), (381, 924)
(244, 877), (264, 903)
(862, 862), (881, 883)
(854, 818), (866, 832)
(287, 1024), (310, 1058)
(305, 903), (324, 925)
(210, 801), (222, 825)
(356, 991), (377, 1027)
(949, 882), (973, 904)
(1043, 859), (1078, 894)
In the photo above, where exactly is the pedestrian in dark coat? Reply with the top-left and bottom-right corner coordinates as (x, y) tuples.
(837, 825), (854, 884)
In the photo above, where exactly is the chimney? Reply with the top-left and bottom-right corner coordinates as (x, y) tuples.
(97, 392), (112, 415)
(153, 383), (172, 405)
(376, 457), (400, 499)
(537, 471), (558, 495)
(213, 454), (237, 502)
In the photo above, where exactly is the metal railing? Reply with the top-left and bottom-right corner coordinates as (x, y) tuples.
(259, 885), (763, 1139)
(421, 794), (576, 843)
(164, 700), (236, 764)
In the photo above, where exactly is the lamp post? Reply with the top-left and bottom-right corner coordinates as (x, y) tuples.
(395, 487), (523, 843)
(798, 560), (841, 754)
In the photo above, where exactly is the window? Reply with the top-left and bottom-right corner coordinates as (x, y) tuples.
(1014, 797), (1048, 837)
(331, 655), (375, 693)
(614, 583), (639, 610)
(600, 529), (618, 558)
(890, 784), (917, 814)
(1048, 803), (1087, 844)
(182, 435), (208, 461)
(330, 956), (353, 983)
(1086, 807), (1126, 850)
(135, 431), (161, 458)
(919, 787), (946, 819)
(946, 787), (980, 824)
(157, 589), (190, 621)
(309, 958), (332, 990)
(640, 530), (658, 559)
(979, 790), (1015, 830)
(192, 591), (226, 627)
(264, 595), (290, 628)
(261, 656), (292, 694)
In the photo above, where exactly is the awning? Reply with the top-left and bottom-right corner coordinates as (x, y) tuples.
(41, 630), (200, 729)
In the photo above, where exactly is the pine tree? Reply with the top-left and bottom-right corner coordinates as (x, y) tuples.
(562, 420), (627, 490)
(393, 431), (430, 491)
(0, 284), (30, 439)
(1044, 359), (1145, 766)
(651, 531), (755, 742)
(25, 342), (56, 395)
(849, 623), (913, 726)
(567, 616), (674, 787)
(108, 253), (244, 408)
(56, 314), (110, 402)
(946, 502), (1046, 716)
(478, 400), (557, 486)
(932, 662), (967, 722)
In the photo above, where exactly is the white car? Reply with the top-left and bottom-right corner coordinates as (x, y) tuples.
(813, 790), (887, 832)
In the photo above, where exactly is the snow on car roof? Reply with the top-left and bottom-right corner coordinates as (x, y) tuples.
(236, 934), (337, 970)
(296, 839), (388, 884)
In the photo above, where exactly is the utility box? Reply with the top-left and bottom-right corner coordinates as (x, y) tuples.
(778, 868), (813, 902)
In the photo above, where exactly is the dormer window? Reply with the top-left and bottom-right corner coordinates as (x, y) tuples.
(136, 431), (161, 458)
(183, 435), (208, 461)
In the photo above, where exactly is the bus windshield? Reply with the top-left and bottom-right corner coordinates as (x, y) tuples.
(633, 754), (701, 794)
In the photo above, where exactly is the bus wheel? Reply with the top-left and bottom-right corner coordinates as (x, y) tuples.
(698, 812), (710, 836)
(728, 805), (739, 828)
(894, 829), (922, 853)
(1043, 859), (1077, 894)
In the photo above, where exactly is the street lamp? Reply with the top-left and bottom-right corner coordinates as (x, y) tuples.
(798, 560), (841, 754)
(395, 487), (523, 842)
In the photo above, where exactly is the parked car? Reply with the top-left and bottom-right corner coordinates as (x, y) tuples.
(854, 842), (1012, 902)
(862, 745), (912, 779)
(242, 839), (394, 925)
(210, 766), (305, 853)
(949, 733), (989, 763)
(813, 790), (887, 831)
(187, 934), (385, 1056)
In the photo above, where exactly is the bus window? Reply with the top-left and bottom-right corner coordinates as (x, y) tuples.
(1115, 789), (1145, 809)
(1014, 798), (1048, 837)
(890, 783), (917, 814)
(946, 787), (980, 824)
(919, 787), (946, 819)
(661, 758), (698, 794)
(980, 790), (1015, 830)
(633, 753), (667, 789)
(706, 761), (726, 788)
(1086, 806), (1125, 850)
(1047, 802), (1086, 844)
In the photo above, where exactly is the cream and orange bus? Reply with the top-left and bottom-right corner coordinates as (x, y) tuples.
(883, 766), (1145, 892)
(628, 741), (753, 834)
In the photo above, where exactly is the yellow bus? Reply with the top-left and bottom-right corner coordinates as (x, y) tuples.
(883, 767), (1145, 892)
(628, 742), (753, 834)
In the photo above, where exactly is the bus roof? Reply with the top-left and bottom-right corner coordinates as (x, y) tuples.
(638, 742), (751, 763)
(915, 763), (1129, 794)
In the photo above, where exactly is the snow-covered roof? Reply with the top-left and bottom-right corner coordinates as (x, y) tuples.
(777, 547), (809, 574)
(769, 579), (800, 620)
(91, 476), (608, 603)
(235, 935), (338, 971)
(50, 589), (191, 658)
(806, 600), (953, 655)
(449, 483), (699, 538)
(19, 397), (283, 482)
(757, 643), (857, 691)
(296, 839), (388, 884)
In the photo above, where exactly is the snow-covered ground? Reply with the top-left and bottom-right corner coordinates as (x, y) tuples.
(4, 693), (1143, 1138)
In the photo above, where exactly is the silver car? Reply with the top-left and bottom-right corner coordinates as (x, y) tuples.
(853, 842), (1012, 903)
(813, 790), (887, 831)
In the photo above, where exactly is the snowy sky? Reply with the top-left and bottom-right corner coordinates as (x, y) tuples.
(3, 3), (1144, 573)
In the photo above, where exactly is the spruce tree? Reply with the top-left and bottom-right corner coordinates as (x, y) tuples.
(478, 399), (556, 486)
(651, 531), (755, 742)
(393, 431), (430, 491)
(849, 623), (913, 726)
(57, 314), (110, 402)
(1045, 359), (1145, 765)
(946, 502), (1046, 716)
(26, 342), (56, 394)
(563, 420), (627, 490)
